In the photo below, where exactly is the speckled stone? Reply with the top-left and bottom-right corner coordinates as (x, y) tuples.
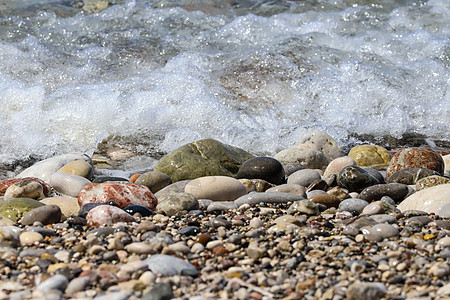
(274, 148), (328, 170)
(185, 176), (247, 201)
(238, 179), (275, 193)
(359, 183), (409, 203)
(398, 183), (450, 215)
(236, 156), (285, 185)
(296, 130), (343, 161)
(0, 177), (53, 197)
(86, 205), (136, 227)
(156, 192), (199, 216)
(0, 198), (45, 222)
(387, 147), (444, 178)
(235, 192), (305, 208)
(78, 182), (157, 210)
(347, 282), (386, 300)
(287, 200), (319, 215)
(20, 204), (62, 225)
(3, 179), (45, 200)
(386, 168), (440, 185)
(287, 169), (321, 187)
(135, 171), (172, 193)
(348, 145), (391, 169)
(337, 165), (379, 193)
(415, 175), (450, 190)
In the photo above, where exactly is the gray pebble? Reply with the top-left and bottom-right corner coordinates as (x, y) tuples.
(145, 254), (198, 276)
(66, 277), (90, 296)
(36, 274), (68, 292)
(339, 198), (369, 214)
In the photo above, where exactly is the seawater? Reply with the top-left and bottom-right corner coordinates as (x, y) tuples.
(0, 0), (449, 167)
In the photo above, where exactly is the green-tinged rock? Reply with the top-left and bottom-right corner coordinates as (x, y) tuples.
(154, 138), (254, 182)
(83, 0), (109, 13)
(0, 198), (45, 222)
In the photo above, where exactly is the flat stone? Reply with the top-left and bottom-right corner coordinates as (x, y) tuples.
(359, 183), (409, 203)
(207, 202), (237, 212)
(156, 193), (199, 216)
(49, 172), (91, 198)
(265, 184), (306, 197)
(17, 153), (91, 182)
(337, 165), (379, 193)
(35, 274), (69, 292)
(369, 223), (399, 238)
(86, 205), (136, 227)
(185, 176), (247, 201)
(40, 196), (80, 218)
(0, 198), (45, 222)
(287, 169), (321, 187)
(387, 168), (440, 185)
(57, 160), (93, 180)
(20, 204), (62, 226)
(3, 179), (44, 200)
(339, 198), (369, 214)
(125, 242), (154, 255)
(235, 192), (304, 208)
(236, 156), (285, 185)
(78, 182), (157, 210)
(398, 183), (450, 215)
(145, 254), (198, 276)
(135, 171), (172, 193)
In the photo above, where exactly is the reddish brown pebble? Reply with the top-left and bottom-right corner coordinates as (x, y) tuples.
(129, 174), (141, 183)
(249, 291), (263, 300)
(78, 182), (157, 210)
(310, 193), (341, 208)
(212, 245), (228, 255)
(196, 233), (211, 246)
(387, 147), (444, 178)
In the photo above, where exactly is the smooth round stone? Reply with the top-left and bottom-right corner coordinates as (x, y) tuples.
(21, 204), (62, 226)
(20, 231), (44, 245)
(135, 171), (172, 193)
(177, 226), (200, 236)
(362, 201), (401, 215)
(440, 203), (450, 218)
(346, 282), (386, 300)
(210, 217), (232, 229)
(371, 214), (397, 224)
(17, 153), (92, 182)
(359, 183), (409, 203)
(92, 176), (129, 183)
(0, 177), (53, 197)
(369, 223), (399, 238)
(49, 172), (91, 198)
(363, 167), (385, 184)
(125, 242), (154, 255)
(40, 196), (80, 218)
(310, 193), (340, 208)
(154, 180), (190, 200)
(327, 186), (350, 200)
(387, 147), (444, 178)
(306, 190), (326, 198)
(398, 183), (450, 215)
(79, 182), (157, 210)
(437, 237), (450, 248)
(249, 217), (264, 228)
(266, 184), (306, 197)
(235, 192), (304, 208)
(3, 179), (44, 200)
(124, 205), (154, 217)
(86, 205), (136, 227)
(157, 192), (199, 216)
(145, 254), (198, 276)
(443, 154), (450, 175)
(207, 201), (237, 212)
(287, 169), (321, 187)
(416, 175), (450, 190)
(387, 168), (440, 185)
(238, 179), (275, 193)
(323, 156), (356, 178)
(57, 160), (93, 180)
(380, 196), (395, 205)
(142, 282), (174, 300)
(337, 165), (379, 193)
(348, 145), (391, 169)
(274, 148), (328, 170)
(0, 198), (45, 222)
(185, 176), (247, 201)
(236, 156), (285, 185)
(297, 130), (343, 161)
(287, 200), (319, 215)
(339, 198), (369, 214)
(66, 277), (90, 296)
(35, 274), (69, 293)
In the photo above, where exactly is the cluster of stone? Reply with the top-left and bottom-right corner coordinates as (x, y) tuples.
(0, 134), (448, 299)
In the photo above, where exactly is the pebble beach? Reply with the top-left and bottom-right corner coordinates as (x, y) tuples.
(0, 132), (449, 300)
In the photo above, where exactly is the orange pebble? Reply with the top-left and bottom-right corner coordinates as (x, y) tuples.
(129, 174), (142, 183)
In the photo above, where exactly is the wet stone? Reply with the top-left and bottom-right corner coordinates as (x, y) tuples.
(145, 254), (198, 276)
(386, 168), (440, 185)
(387, 147), (444, 178)
(337, 165), (379, 193)
(78, 201), (119, 218)
(177, 226), (200, 236)
(20, 204), (62, 226)
(287, 169), (321, 187)
(339, 198), (369, 214)
(359, 183), (409, 203)
(123, 205), (154, 217)
(236, 156), (285, 185)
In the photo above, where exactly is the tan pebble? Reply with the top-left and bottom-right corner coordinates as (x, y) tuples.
(277, 240), (292, 252)
(47, 263), (68, 273)
(382, 270), (394, 281)
(88, 245), (106, 255)
(355, 234), (365, 242)
(19, 232), (43, 245)
(206, 240), (223, 250)
(168, 242), (190, 254)
(139, 271), (155, 286)
(58, 160), (93, 179)
(125, 242), (154, 255)
(191, 243), (204, 254)
(350, 262), (365, 274)
(396, 262), (408, 272)
(108, 237), (124, 251)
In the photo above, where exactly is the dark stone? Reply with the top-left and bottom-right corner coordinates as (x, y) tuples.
(236, 156), (285, 185)
(363, 167), (385, 184)
(78, 201), (120, 218)
(142, 282), (174, 300)
(337, 165), (379, 192)
(67, 215), (87, 226)
(359, 183), (409, 203)
(386, 168), (440, 185)
(27, 227), (56, 237)
(124, 205), (154, 217)
(306, 179), (329, 192)
(177, 226), (200, 236)
(21, 204), (62, 225)
(283, 163), (305, 177)
(85, 227), (115, 239)
(92, 176), (129, 183)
